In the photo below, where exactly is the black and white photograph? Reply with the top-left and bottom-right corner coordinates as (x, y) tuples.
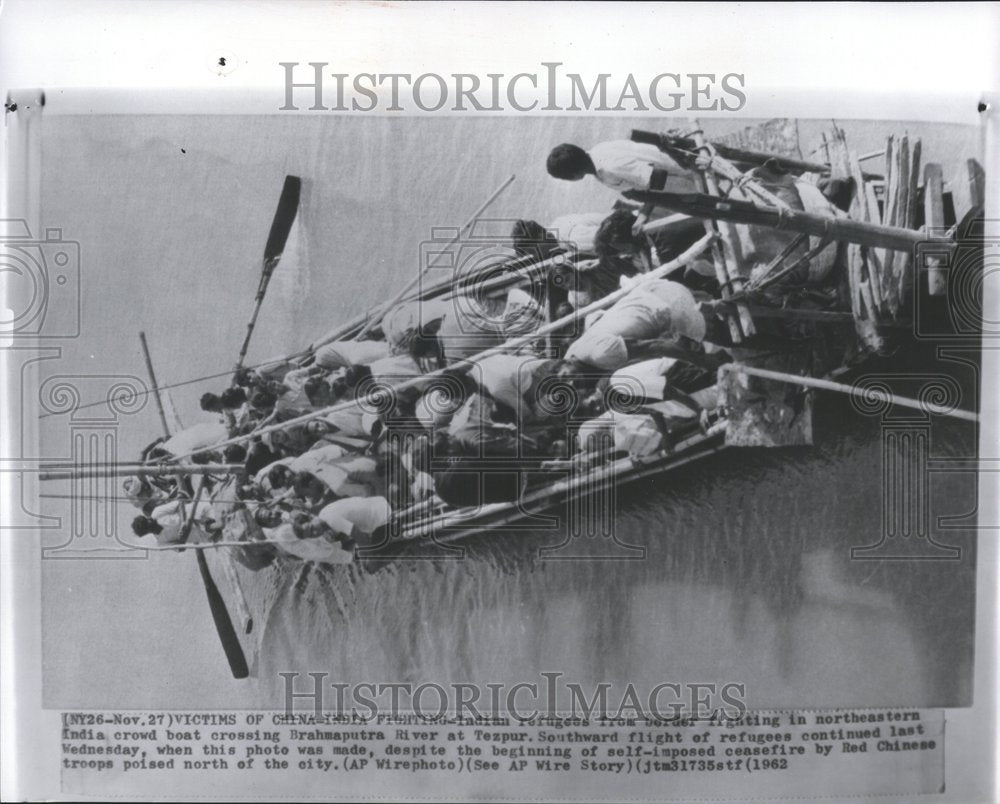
(1, 2), (997, 802)
(28, 114), (984, 713)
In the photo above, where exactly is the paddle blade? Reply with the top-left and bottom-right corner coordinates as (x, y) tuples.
(263, 175), (302, 264)
(196, 550), (250, 679)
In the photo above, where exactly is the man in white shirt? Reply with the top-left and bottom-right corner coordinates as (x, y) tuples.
(576, 386), (718, 458)
(292, 453), (383, 502)
(274, 366), (317, 415)
(546, 212), (608, 255)
(313, 339), (389, 371)
(564, 279), (708, 371)
(160, 421), (229, 460)
(317, 496), (391, 547)
(384, 290), (541, 366)
(288, 443), (347, 477)
(264, 520), (354, 565)
(131, 498), (213, 546)
(546, 141), (698, 195)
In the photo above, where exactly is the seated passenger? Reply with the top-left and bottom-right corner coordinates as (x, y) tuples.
(576, 386), (719, 459)
(564, 279), (709, 371)
(552, 255), (638, 311)
(291, 472), (336, 510)
(594, 209), (717, 292)
(160, 421), (229, 461)
(292, 453), (384, 502)
(464, 354), (564, 425)
(313, 339), (390, 371)
(243, 441), (281, 476)
(601, 352), (723, 405)
(122, 475), (161, 510)
(431, 424), (560, 508)
(512, 213), (608, 258)
(264, 420), (328, 458)
(249, 357), (299, 386)
(130, 496), (216, 546)
(288, 442), (347, 476)
(317, 496), (391, 548)
(274, 366), (320, 416)
(262, 514), (354, 565)
(255, 458), (294, 496)
(383, 288), (542, 366)
(413, 384), (468, 432)
(221, 506), (277, 571)
(443, 393), (523, 457)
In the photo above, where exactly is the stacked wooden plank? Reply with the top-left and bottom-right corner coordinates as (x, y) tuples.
(875, 134), (921, 316)
(826, 127), (925, 351)
(690, 127), (755, 342)
(923, 163), (947, 296)
(825, 127), (884, 352)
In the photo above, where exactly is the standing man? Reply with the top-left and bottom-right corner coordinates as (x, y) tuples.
(546, 140), (699, 195)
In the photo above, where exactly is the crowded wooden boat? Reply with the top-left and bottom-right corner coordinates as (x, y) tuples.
(41, 119), (985, 678)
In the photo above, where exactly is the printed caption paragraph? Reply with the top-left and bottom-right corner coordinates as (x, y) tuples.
(59, 709), (944, 799)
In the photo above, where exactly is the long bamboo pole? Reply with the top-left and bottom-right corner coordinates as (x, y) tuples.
(692, 129), (755, 339)
(630, 129), (884, 180)
(305, 235), (566, 354)
(628, 189), (956, 255)
(139, 332), (171, 439)
(39, 463), (246, 481)
(441, 253), (574, 302)
(722, 365), (979, 422)
(352, 174), (516, 342)
(167, 233), (718, 463)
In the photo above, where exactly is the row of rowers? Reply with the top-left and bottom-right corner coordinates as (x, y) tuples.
(125, 136), (849, 565)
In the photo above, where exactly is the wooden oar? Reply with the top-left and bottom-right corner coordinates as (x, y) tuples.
(139, 332), (171, 437)
(182, 481), (250, 679)
(139, 330), (251, 679)
(234, 175), (303, 374)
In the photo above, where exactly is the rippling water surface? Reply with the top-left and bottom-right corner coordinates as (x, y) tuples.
(236, 388), (976, 710)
